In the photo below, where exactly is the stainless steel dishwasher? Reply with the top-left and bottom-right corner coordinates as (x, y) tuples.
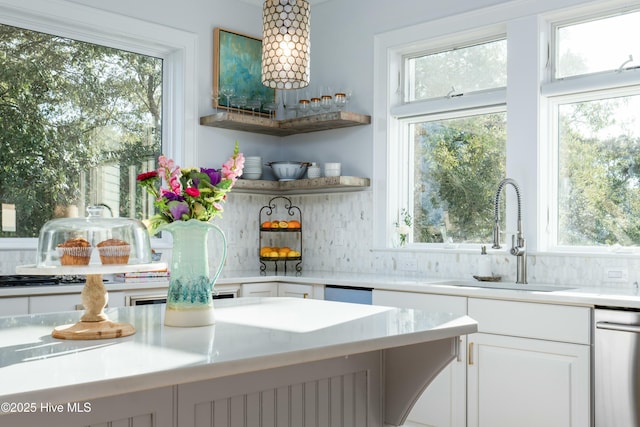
(594, 307), (640, 426)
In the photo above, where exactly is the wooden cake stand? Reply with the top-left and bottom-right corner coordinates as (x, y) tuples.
(16, 263), (167, 340)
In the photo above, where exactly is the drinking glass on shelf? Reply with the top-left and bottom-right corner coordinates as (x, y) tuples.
(334, 92), (347, 111)
(298, 99), (310, 116)
(220, 86), (235, 110)
(247, 98), (261, 116)
(282, 90), (296, 118)
(211, 89), (221, 112)
(310, 97), (321, 114)
(237, 95), (248, 114)
(345, 88), (353, 109)
(264, 101), (277, 119)
(320, 95), (333, 112)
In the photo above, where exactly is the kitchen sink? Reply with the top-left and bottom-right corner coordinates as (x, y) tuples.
(433, 280), (575, 292)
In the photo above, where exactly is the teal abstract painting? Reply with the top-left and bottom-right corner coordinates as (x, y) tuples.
(214, 28), (276, 115)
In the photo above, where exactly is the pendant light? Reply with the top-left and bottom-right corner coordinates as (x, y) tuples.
(261, 0), (310, 90)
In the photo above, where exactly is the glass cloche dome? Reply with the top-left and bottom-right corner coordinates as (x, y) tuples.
(35, 205), (152, 268)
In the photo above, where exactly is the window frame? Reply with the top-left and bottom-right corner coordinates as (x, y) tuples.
(402, 35), (508, 104)
(0, 0), (197, 250)
(396, 104), (507, 248)
(543, 84), (640, 254)
(540, 6), (640, 254)
(385, 27), (508, 250)
(374, 0), (638, 256)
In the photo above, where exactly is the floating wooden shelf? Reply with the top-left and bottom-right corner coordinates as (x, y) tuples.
(234, 176), (370, 194)
(199, 110), (371, 136)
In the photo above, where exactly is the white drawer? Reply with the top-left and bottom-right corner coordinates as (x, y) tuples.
(373, 289), (466, 315)
(468, 298), (591, 344)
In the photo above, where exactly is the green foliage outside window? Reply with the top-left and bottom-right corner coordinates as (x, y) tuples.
(0, 24), (162, 237)
(412, 112), (507, 243)
(558, 96), (640, 247)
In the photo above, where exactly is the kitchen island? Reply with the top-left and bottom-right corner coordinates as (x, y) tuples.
(0, 297), (476, 427)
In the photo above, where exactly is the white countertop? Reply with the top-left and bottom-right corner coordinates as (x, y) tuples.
(0, 297), (476, 404)
(3, 269), (640, 308)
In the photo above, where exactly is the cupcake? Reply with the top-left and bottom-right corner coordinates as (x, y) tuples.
(57, 238), (92, 265)
(97, 239), (131, 264)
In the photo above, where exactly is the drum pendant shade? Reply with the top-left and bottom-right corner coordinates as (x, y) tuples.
(261, 0), (310, 89)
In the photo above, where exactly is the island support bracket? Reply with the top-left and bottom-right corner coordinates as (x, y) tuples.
(383, 337), (459, 426)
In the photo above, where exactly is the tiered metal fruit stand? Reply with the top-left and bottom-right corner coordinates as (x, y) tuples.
(259, 196), (302, 275)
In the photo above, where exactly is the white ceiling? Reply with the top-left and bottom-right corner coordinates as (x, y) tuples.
(238, 0), (331, 6)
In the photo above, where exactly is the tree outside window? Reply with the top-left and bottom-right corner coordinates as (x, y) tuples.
(0, 24), (162, 237)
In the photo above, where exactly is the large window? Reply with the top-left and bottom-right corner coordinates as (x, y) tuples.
(547, 8), (640, 250)
(379, 2), (640, 254)
(0, 23), (163, 237)
(392, 36), (507, 246)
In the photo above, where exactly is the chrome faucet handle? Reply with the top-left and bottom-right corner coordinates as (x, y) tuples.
(510, 234), (526, 256)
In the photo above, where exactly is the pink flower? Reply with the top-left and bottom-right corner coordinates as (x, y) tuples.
(221, 150), (245, 185)
(185, 187), (200, 197)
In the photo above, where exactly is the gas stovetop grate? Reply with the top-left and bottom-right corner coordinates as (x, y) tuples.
(0, 275), (86, 287)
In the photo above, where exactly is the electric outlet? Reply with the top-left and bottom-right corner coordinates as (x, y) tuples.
(604, 267), (628, 283)
(334, 228), (345, 246)
(399, 256), (418, 271)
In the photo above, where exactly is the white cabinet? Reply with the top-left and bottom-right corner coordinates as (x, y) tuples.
(0, 297), (29, 316)
(29, 291), (125, 314)
(241, 282), (314, 298)
(373, 291), (592, 427)
(29, 293), (84, 313)
(373, 289), (467, 427)
(467, 298), (591, 427)
(278, 282), (313, 298)
(466, 333), (590, 427)
(241, 282), (278, 297)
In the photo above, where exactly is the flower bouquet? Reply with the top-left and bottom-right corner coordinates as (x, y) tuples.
(394, 208), (413, 247)
(137, 142), (245, 235)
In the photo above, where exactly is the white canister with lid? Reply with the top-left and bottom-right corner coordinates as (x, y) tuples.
(324, 162), (341, 177)
(307, 162), (321, 179)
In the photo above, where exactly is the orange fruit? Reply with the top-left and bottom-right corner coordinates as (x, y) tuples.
(288, 220), (301, 228)
(261, 221), (271, 228)
(260, 247), (271, 256)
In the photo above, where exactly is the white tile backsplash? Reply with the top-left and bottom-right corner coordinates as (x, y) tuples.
(3, 190), (640, 289)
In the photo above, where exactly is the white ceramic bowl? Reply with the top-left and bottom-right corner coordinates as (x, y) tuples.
(267, 161), (310, 181)
(242, 172), (262, 180)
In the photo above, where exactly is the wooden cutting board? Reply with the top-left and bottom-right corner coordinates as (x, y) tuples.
(52, 320), (135, 340)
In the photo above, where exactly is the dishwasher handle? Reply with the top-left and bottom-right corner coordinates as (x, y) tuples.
(596, 321), (640, 333)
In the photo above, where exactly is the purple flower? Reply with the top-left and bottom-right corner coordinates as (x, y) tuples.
(163, 191), (185, 202)
(168, 201), (189, 220)
(201, 168), (222, 186)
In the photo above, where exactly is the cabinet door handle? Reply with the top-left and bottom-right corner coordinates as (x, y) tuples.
(456, 337), (462, 362)
(303, 293), (309, 298)
(468, 342), (474, 365)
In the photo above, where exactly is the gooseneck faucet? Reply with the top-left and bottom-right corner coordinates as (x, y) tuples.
(492, 178), (527, 284)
